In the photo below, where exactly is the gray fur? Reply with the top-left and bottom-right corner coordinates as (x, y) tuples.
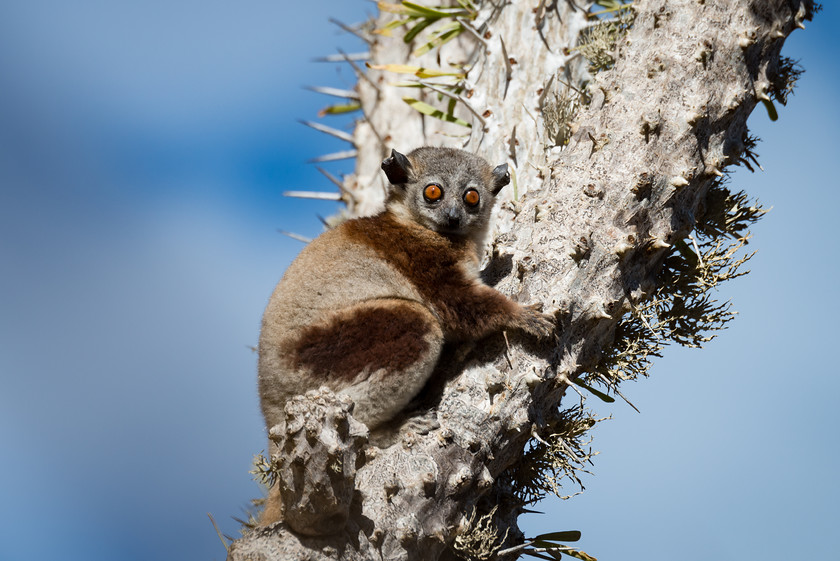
(386, 147), (503, 249)
(257, 148), (555, 526)
(259, 147), (517, 451)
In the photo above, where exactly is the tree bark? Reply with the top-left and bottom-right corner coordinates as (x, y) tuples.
(227, 1), (816, 559)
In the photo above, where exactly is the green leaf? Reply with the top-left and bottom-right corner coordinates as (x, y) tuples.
(377, 1), (427, 17)
(404, 17), (435, 43)
(572, 380), (615, 403)
(373, 17), (414, 37)
(402, 1), (470, 18)
(760, 97), (779, 121)
(445, 94), (457, 113)
(534, 531), (582, 543)
(455, 0), (478, 13)
(367, 63), (464, 79)
(672, 239), (699, 266)
(402, 97), (471, 127)
(318, 102), (362, 116)
(564, 548), (598, 561)
(531, 540), (562, 550)
(413, 21), (463, 56)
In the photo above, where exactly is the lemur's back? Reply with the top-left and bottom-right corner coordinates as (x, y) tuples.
(258, 213), (426, 434)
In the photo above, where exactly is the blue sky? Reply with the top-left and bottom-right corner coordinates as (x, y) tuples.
(0, 2), (837, 560)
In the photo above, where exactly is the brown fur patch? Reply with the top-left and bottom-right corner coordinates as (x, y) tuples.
(343, 212), (522, 340)
(293, 301), (433, 381)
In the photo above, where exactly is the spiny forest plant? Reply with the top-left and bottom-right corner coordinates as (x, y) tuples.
(227, 2), (820, 560)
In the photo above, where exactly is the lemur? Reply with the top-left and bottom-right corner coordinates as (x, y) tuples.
(257, 147), (554, 522)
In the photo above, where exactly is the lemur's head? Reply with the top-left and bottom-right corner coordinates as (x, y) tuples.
(381, 147), (509, 241)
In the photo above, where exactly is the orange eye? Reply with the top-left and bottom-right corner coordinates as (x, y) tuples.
(463, 188), (480, 207)
(424, 183), (443, 202)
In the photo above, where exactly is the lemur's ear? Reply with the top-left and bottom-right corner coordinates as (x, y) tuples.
(491, 163), (510, 195)
(381, 149), (413, 185)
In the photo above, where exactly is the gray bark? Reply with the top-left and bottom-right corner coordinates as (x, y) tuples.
(227, 1), (815, 559)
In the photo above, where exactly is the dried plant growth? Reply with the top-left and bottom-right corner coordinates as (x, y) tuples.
(500, 405), (600, 506)
(577, 3), (635, 72)
(542, 80), (588, 148)
(227, 1), (819, 560)
(452, 506), (509, 560)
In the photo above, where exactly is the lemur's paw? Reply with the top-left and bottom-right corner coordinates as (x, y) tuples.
(519, 304), (557, 340)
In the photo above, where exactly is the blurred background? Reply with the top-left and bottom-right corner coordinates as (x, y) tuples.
(0, 2), (837, 560)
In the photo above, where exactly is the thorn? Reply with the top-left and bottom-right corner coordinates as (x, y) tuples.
(556, 77), (589, 99)
(313, 51), (370, 63)
(631, 303), (662, 341)
(328, 18), (373, 44)
(456, 17), (489, 49)
(208, 513), (230, 553)
(587, 130), (609, 157)
(417, 80), (487, 129)
(591, 304), (612, 320)
(337, 48), (380, 94)
(316, 214), (330, 227)
(686, 110), (705, 125)
(560, 374), (586, 398)
(794, 4), (808, 30)
(500, 37), (513, 99)
(282, 190), (342, 201)
(648, 236), (671, 250)
(530, 423), (549, 445)
(307, 149), (358, 163)
(305, 85), (360, 100)
(523, 369), (542, 388)
(299, 120), (355, 144)
(689, 234), (705, 268)
(502, 330), (513, 369)
(316, 167), (348, 192)
(538, 74), (554, 110)
(277, 230), (313, 243)
(596, 374), (641, 413)
(613, 240), (634, 256)
(521, 102), (538, 127)
(565, 0), (585, 11)
(508, 125), (518, 166)
(497, 541), (536, 558)
(535, 0), (553, 52)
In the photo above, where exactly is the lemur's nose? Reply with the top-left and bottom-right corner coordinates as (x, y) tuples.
(446, 207), (461, 228)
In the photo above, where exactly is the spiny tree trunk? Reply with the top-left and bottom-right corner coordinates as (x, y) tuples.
(228, 1), (816, 559)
